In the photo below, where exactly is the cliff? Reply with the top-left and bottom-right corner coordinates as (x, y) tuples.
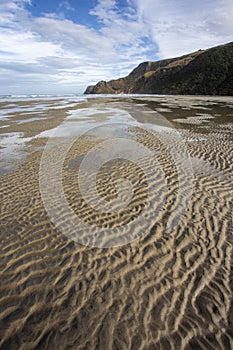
(84, 42), (233, 95)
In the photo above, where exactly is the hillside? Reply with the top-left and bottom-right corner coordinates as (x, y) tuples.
(84, 42), (233, 95)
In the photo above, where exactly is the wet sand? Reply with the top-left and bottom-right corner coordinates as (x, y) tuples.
(0, 95), (233, 349)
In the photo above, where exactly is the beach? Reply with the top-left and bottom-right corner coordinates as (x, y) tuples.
(0, 95), (233, 349)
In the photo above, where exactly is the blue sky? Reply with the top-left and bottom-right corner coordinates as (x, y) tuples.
(0, 0), (232, 94)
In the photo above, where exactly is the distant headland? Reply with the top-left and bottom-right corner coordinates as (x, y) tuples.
(84, 42), (233, 96)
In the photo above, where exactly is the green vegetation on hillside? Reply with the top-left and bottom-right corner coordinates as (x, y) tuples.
(84, 42), (233, 96)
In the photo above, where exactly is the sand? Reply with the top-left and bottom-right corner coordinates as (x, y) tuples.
(0, 95), (233, 349)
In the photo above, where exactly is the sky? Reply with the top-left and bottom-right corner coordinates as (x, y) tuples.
(0, 0), (232, 95)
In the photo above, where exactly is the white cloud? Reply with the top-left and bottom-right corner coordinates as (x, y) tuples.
(0, 29), (62, 61)
(58, 1), (75, 12)
(89, 0), (154, 61)
(135, 0), (233, 58)
(32, 17), (116, 61)
(0, 0), (155, 94)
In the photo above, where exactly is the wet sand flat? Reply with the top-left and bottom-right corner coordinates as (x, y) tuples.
(0, 95), (233, 349)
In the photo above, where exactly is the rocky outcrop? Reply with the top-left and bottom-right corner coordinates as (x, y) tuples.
(84, 42), (233, 96)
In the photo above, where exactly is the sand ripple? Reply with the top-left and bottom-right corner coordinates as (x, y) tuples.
(0, 97), (233, 349)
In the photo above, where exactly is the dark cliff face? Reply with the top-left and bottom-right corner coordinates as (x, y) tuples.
(84, 42), (233, 96)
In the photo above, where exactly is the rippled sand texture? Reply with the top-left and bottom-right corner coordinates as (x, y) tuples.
(1, 96), (233, 349)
